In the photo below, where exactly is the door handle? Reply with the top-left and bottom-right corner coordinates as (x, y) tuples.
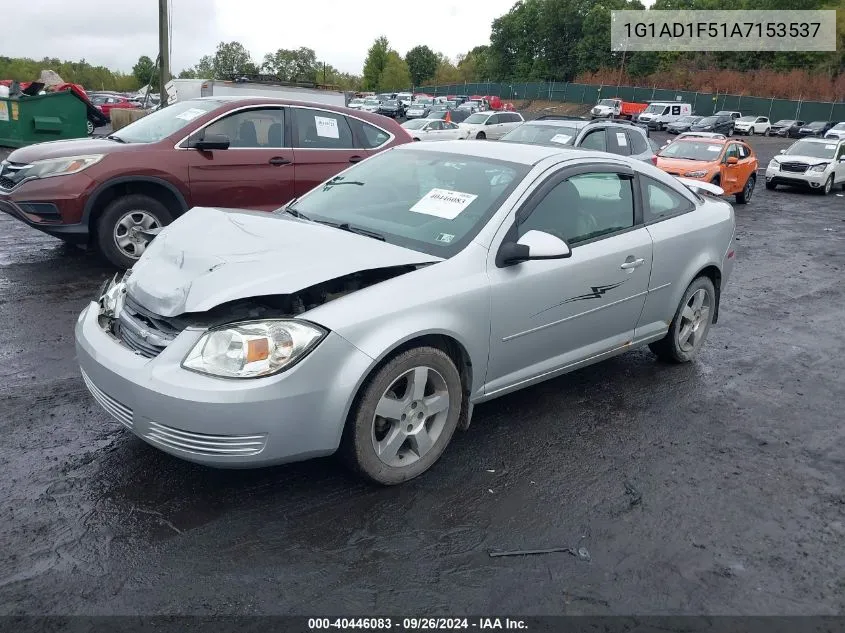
(349, 155), (364, 164)
(269, 157), (291, 166)
(620, 257), (645, 270)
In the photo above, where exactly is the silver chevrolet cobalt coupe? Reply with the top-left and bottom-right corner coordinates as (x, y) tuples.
(76, 141), (736, 484)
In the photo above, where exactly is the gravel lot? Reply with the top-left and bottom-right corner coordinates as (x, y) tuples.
(1, 131), (844, 616)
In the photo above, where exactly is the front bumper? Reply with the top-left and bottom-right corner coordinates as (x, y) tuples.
(75, 302), (375, 467)
(765, 166), (830, 188)
(0, 172), (96, 244)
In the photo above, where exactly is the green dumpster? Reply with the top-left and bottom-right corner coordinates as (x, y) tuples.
(0, 90), (88, 148)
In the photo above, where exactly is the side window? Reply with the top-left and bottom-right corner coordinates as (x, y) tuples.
(203, 108), (285, 148)
(507, 113), (521, 123)
(628, 130), (649, 155)
(579, 129), (607, 151)
(737, 144), (750, 159)
(836, 143), (845, 159)
(671, 105), (681, 116)
(724, 144), (740, 162)
(487, 114), (499, 125)
(446, 122), (459, 130)
(519, 173), (634, 245)
(292, 108), (354, 149)
(429, 120), (444, 130)
(353, 120), (391, 148)
(640, 176), (694, 223)
(607, 129), (632, 156)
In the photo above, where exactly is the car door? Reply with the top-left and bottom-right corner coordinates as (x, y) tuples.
(290, 106), (362, 197)
(835, 142), (845, 183)
(183, 106), (296, 211)
(426, 119), (447, 140)
(485, 164), (653, 396)
(499, 113), (522, 136)
(720, 143), (743, 193)
(757, 117), (769, 133)
(484, 113), (505, 139)
(441, 121), (462, 140)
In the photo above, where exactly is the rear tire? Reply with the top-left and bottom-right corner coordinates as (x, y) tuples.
(765, 181), (777, 190)
(96, 194), (173, 269)
(649, 276), (716, 363)
(340, 346), (463, 485)
(735, 174), (755, 204)
(86, 119), (95, 135)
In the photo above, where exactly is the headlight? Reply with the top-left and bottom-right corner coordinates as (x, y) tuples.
(28, 155), (104, 180)
(182, 320), (326, 379)
(768, 160), (779, 169)
(809, 163), (829, 172)
(684, 170), (708, 178)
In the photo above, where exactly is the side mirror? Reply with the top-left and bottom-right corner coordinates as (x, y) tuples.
(190, 133), (230, 151)
(726, 156), (739, 165)
(839, 156), (845, 163)
(779, 149), (786, 154)
(497, 230), (572, 267)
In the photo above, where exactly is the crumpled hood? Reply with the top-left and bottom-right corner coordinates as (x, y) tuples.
(125, 207), (442, 317)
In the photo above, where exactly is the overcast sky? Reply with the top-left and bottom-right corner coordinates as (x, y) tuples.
(8, 0), (519, 75)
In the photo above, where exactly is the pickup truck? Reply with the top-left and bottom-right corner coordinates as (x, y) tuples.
(591, 98), (648, 120)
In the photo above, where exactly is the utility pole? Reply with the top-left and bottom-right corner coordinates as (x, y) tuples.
(158, 0), (171, 105)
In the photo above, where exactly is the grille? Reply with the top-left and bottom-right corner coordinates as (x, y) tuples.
(144, 421), (267, 457)
(80, 369), (133, 429)
(780, 162), (808, 173)
(0, 176), (15, 190)
(0, 161), (31, 190)
(117, 295), (183, 358)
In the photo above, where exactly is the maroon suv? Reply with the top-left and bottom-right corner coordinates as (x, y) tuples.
(0, 97), (411, 268)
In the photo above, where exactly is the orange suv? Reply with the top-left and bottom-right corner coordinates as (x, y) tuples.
(654, 134), (758, 203)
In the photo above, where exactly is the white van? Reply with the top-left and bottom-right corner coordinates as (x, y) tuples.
(636, 102), (693, 130)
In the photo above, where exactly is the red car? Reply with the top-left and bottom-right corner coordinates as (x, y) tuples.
(0, 97), (412, 268)
(91, 94), (140, 119)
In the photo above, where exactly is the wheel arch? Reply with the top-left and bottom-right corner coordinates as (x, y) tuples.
(343, 330), (478, 435)
(83, 177), (189, 242)
(692, 264), (723, 323)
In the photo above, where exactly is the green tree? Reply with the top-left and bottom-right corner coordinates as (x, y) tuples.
(177, 68), (197, 79)
(193, 55), (214, 79)
(457, 46), (491, 82)
(433, 53), (461, 85)
(362, 36), (390, 90)
(212, 41), (257, 79)
(132, 55), (158, 90)
(405, 45), (438, 87)
(262, 47), (319, 82)
(378, 51), (411, 91)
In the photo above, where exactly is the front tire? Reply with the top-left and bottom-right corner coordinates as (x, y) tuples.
(86, 119), (95, 135)
(649, 277), (716, 363)
(735, 174), (755, 204)
(476, 131), (486, 140)
(340, 347), (463, 485)
(765, 181), (777, 190)
(749, 127), (755, 135)
(821, 174), (834, 195)
(96, 194), (173, 269)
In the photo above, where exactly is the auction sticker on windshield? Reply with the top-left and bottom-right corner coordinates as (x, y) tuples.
(550, 134), (572, 144)
(175, 108), (207, 121)
(825, 144), (836, 149)
(410, 189), (478, 220)
(616, 132), (627, 146)
(315, 116), (340, 139)
(706, 145), (721, 151)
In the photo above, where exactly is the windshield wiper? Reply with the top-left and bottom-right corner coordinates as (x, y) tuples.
(282, 206), (310, 221)
(323, 178), (365, 191)
(105, 135), (126, 143)
(315, 220), (385, 241)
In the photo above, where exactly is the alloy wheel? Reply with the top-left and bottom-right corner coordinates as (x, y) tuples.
(371, 366), (451, 468)
(677, 289), (711, 353)
(113, 210), (161, 259)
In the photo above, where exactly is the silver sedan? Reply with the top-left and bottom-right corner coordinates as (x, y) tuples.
(76, 141), (736, 484)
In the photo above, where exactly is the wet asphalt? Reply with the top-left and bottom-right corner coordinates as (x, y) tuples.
(1, 133), (844, 616)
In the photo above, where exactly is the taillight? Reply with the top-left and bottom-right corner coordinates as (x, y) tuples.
(650, 155), (658, 165)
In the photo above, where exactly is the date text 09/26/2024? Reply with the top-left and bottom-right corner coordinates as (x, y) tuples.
(307, 618), (528, 630)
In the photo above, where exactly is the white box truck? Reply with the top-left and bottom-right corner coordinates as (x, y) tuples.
(197, 79), (346, 107)
(636, 102), (693, 130)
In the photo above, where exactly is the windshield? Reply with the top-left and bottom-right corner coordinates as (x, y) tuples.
(774, 120), (794, 126)
(659, 141), (724, 160)
(402, 120), (428, 130)
(349, 99), (364, 105)
(677, 116), (700, 123)
(696, 117), (719, 125)
(384, 100), (398, 106)
(643, 104), (667, 114)
(738, 116), (756, 122)
(598, 99), (618, 107)
(414, 98), (433, 105)
(806, 121), (827, 129)
(785, 140), (837, 159)
(830, 123), (845, 131)
(112, 99), (220, 143)
(283, 149), (528, 258)
(715, 111), (735, 116)
(464, 113), (490, 124)
(501, 123), (579, 145)
(364, 99), (379, 106)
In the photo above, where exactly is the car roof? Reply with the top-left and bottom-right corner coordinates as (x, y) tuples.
(795, 136), (841, 143)
(395, 139), (590, 165)
(522, 119), (588, 128)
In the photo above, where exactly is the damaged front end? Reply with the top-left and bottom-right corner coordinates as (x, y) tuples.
(94, 264), (427, 361)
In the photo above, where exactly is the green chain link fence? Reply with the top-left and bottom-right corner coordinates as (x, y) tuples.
(417, 81), (845, 122)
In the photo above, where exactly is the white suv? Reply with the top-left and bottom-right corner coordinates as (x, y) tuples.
(734, 116), (771, 136)
(459, 111), (524, 140)
(765, 137), (845, 195)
